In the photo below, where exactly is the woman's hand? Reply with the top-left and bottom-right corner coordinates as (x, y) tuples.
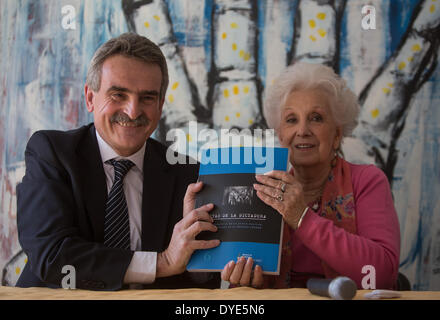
(254, 170), (308, 230)
(221, 257), (264, 288)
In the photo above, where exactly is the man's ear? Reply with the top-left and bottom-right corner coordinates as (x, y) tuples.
(158, 97), (165, 114)
(84, 84), (95, 113)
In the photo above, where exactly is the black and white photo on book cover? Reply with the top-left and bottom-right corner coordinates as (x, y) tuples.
(187, 146), (288, 274)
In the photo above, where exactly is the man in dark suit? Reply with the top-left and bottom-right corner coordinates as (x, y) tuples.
(16, 33), (220, 290)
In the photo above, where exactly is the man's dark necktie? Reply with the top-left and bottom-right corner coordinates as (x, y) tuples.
(104, 159), (135, 249)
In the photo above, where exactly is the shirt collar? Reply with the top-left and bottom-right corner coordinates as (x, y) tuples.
(95, 129), (145, 173)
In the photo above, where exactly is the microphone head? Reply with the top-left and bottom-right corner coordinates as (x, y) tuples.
(328, 276), (357, 300)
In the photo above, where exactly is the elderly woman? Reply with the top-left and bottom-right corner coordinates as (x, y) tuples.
(221, 62), (400, 289)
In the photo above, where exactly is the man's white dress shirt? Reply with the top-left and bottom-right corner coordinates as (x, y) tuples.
(96, 131), (156, 284)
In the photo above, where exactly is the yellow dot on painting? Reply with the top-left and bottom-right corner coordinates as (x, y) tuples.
(317, 28), (327, 37)
(223, 89), (229, 98)
(222, 32), (227, 39)
(411, 44), (421, 52)
(236, 112), (241, 118)
(387, 83), (394, 87)
(225, 116), (230, 122)
(233, 85), (239, 95)
(15, 267), (21, 275)
(248, 119), (254, 125)
(232, 43), (237, 51)
(239, 50), (245, 58)
(408, 56), (414, 62)
(371, 108), (380, 118)
(309, 35), (317, 42)
(153, 15), (160, 21)
(243, 52), (251, 61)
(398, 61), (406, 70)
(382, 87), (391, 94)
(186, 134), (192, 142)
(172, 82), (179, 90)
(309, 19), (316, 28)
(144, 21), (150, 28)
(430, 4), (435, 12)
(168, 94), (174, 103)
(317, 12), (326, 20)
(243, 86), (250, 94)
(230, 22), (238, 28)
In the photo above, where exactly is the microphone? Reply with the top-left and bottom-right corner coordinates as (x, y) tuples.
(306, 277), (357, 300)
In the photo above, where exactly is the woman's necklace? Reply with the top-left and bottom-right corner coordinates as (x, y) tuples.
(294, 166), (331, 212)
(305, 184), (325, 212)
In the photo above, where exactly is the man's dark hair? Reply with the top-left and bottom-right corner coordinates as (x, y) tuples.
(86, 33), (169, 100)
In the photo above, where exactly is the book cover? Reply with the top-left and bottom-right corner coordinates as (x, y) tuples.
(187, 146), (288, 274)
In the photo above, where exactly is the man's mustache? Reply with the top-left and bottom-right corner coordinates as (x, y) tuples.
(110, 113), (149, 126)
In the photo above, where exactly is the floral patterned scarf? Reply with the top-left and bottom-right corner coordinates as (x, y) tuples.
(263, 156), (357, 288)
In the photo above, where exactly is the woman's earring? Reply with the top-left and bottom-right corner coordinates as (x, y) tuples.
(331, 150), (338, 167)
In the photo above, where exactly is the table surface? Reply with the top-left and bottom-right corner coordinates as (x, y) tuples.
(1, 286), (439, 300)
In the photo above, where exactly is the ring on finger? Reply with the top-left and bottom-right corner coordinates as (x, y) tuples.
(280, 182), (286, 193)
(277, 194), (284, 202)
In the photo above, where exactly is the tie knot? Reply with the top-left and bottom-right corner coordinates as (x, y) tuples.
(107, 159), (135, 180)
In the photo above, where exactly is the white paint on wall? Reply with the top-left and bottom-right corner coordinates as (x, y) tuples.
(294, 0), (335, 64)
(342, 0), (388, 95)
(261, 0), (292, 101)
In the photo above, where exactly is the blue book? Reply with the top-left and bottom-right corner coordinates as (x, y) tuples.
(187, 147), (288, 275)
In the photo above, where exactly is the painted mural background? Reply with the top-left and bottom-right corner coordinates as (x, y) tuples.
(0, 0), (439, 290)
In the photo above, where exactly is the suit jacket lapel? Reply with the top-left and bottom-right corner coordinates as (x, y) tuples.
(77, 124), (107, 242)
(141, 139), (175, 252)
